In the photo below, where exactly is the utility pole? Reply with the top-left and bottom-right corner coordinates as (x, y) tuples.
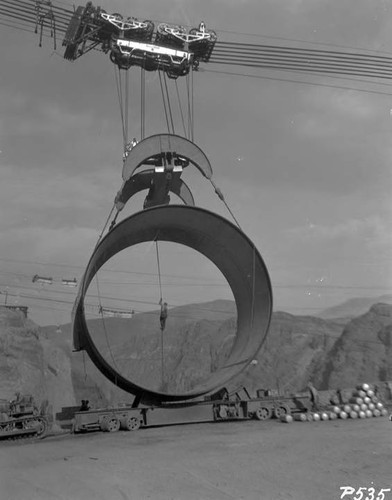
(1, 289), (8, 305)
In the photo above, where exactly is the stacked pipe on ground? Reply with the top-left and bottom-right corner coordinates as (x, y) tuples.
(280, 383), (388, 423)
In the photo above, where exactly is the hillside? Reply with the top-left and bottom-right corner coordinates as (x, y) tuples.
(0, 307), (76, 419)
(319, 303), (392, 389)
(317, 294), (392, 320)
(1, 299), (392, 421)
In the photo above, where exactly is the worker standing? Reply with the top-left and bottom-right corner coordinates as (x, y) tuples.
(159, 299), (168, 331)
(307, 382), (319, 411)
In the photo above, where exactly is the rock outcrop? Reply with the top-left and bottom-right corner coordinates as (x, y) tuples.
(0, 307), (76, 422)
(1, 300), (391, 417)
(320, 303), (392, 389)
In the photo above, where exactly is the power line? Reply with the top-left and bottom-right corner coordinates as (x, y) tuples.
(2, 279), (390, 323)
(0, 256), (390, 292)
(1, 268), (390, 292)
(3, 292), (389, 351)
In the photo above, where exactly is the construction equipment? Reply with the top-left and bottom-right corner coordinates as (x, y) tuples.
(71, 387), (310, 433)
(252, 388), (311, 419)
(0, 393), (48, 440)
(62, 2), (216, 77)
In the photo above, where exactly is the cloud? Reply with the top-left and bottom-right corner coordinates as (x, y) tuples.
(295, 88), (381, 140)
(1, 0), (391, 324)
(288, 214), (391, 242)
(3, 102), (96, 137)
(0, 225), (99, 266)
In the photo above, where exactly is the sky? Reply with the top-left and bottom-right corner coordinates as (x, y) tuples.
(0, 0), (392, 326)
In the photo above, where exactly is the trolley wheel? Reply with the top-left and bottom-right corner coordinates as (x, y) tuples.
(274, 406), (288, 419)
(209, 31), (217, 42)
(121, 416), (141, 431)
(157, 23), (169, 34)
(254, 406), (271, 420)
(143, 20), (154, 34)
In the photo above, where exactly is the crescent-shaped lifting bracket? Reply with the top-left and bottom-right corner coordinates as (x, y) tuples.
(122, 134), (213, 181)
(115, 169), (195, 211)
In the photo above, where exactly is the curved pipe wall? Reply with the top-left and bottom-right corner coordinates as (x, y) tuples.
(73, 205), (272, 404)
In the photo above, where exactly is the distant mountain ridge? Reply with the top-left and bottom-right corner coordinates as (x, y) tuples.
(317, 294), (392, 320)
(1, 296), (391, 422)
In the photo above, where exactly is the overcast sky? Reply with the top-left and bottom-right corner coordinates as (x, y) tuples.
(0, 0), (391, 326)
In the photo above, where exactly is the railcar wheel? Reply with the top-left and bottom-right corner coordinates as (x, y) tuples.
(121, 416), (141, 431)
(274, 406), (288, 419)
(101, 416), (120, 432)
(254, 406), (271, 420)
(107, 417), (120, 432)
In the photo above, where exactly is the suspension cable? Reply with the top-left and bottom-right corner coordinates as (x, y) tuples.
(190, 68), (194, 141)
(186, 72), (192, 139)
(155, 240), (163, 302)
(175, 79), (187, 138)
(114, 66), (127, 151)
(209, 178), (242, 230)
(162, 72), (175, 134)
(95, 204), (116, 248)
(186, 70), (195, 141)
(155, 239), (165, 388)
(96, 274), (120, 384)
(125, 69), (129, 146)
(140, 67), (145, 140)
(158, 70), (171, 134)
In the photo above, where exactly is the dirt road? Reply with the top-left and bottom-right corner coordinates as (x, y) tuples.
(0, 417), (391, 500)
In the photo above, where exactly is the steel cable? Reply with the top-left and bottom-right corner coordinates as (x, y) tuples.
(174, 79), (187, 138)
(204, 68), (392, 97)
(158, 70), (172, 134)
(210, 60), (392, 80)
(162, 72), (175, 134)
(212, 51), (392, 72)
(0, 0), (70, 26)
(0, 0), (72, 20)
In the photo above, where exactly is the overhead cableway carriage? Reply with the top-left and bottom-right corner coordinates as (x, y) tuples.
(62, 2), (216, 77)
(72, 134), (273, 406)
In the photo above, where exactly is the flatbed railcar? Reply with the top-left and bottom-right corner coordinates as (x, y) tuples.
(72, 388), (311, 433)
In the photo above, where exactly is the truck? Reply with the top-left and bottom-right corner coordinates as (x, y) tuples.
(71, 387), (311, 433)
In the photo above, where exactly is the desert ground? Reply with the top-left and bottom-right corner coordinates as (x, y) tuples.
(0, 416), (391, 500)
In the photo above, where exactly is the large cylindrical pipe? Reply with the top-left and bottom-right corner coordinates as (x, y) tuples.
(73, 205), (272, 404)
